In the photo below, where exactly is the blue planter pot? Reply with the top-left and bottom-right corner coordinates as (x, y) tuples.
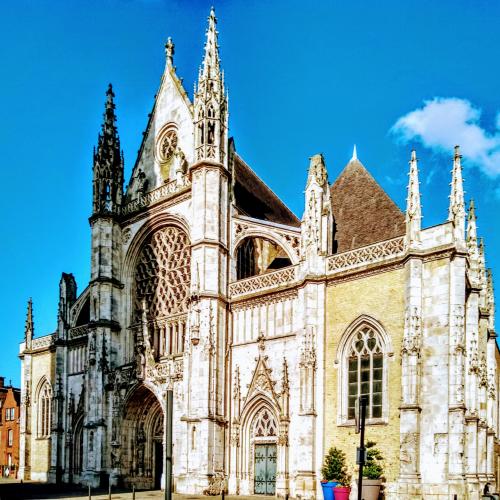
(321, 481), (339, 500)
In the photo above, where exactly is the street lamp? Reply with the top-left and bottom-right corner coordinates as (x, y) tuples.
(165, 387), (173, 500)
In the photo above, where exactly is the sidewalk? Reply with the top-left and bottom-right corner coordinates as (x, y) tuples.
(0, 482), (275, 500)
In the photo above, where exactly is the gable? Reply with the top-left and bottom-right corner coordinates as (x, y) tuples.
(125, 67), (194, 201)
(331, 159), (405, 253)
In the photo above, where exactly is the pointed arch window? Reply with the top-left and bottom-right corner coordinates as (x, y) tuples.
(337, 318), (390, 425)
(37, 380), (52, 438)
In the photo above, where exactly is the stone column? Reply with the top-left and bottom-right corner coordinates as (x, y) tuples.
(399, 257), (422, 494)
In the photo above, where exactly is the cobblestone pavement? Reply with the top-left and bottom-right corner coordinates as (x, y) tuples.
(0, 482), (274, 500)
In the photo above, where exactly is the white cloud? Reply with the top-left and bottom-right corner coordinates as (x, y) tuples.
(391, 97), (500, 177)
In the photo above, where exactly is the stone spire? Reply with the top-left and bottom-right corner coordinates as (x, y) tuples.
(201, 7), (220, 80)
(92, 84), (124, 216)
(193, 7), (227, 164)
(405, 150), (421, 247)
(448, 145), (466, 242)
(25, 298), (34, 348)
(165, 37), (175, 68)
(351, 144), (358, 161)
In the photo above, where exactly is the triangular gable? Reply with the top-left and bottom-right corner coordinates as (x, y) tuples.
(330, 158), (405, 253)
(244, 351), (280, 409)
(125, 66), (194, 201)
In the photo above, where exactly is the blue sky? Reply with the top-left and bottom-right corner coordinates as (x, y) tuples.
(1, 0), (499, 386)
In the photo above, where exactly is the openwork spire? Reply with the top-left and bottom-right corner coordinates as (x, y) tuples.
(448, 145), (465, 241)
(201, 7), (221, 80)
(25, 298), (34, 345)
(194, 7), (227, 164)
(92, 84), (124, 216)
(405, 150), (421, 246)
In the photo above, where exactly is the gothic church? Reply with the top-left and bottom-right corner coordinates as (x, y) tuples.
(19, 8), (499, 499)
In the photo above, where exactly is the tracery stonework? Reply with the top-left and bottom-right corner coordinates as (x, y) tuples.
(134, 226), (190, 321)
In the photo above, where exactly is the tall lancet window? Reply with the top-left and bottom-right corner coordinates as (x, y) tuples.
(38, 380), (52, 438)
(337, 317), (390, 424)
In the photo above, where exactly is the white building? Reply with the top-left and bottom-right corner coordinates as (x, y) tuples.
(19, 8), (499, 499)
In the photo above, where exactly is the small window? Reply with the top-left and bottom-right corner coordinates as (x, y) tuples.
(8, 429), (13, 447)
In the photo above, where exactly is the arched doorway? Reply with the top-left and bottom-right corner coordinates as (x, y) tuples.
(121, 385), (164, 490)
(252, 408), (278, 495)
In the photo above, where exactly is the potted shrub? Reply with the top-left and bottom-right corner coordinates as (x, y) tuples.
(361, 441), (384, 500)
(320, 447), (351, 500)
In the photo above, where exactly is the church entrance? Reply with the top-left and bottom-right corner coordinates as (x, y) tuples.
(254, 444), (277, 495)
(154, 441), (163, 490)
(121, 385), (164, 490)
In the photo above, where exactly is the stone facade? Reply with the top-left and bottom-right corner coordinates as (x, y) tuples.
(18, 8), (499, 500)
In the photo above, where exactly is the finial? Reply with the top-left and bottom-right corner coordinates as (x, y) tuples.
(405, 149), (421, 247)
(200, 6), (220, 80)
(467, 198), (478, 254)
(449, 145), (465, 241)
(351, 144), (358, 161)
(165, 37), (175, 68)
(25, 298), (34, 345)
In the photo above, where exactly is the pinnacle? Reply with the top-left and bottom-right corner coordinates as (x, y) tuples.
(351, 144), (357, 161)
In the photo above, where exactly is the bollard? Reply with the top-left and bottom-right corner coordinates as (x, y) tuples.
(88, 484), (91, 500)
(221, 489), (225, 500)
(132, 484), (136, 500)
(108, 482), (112, 500)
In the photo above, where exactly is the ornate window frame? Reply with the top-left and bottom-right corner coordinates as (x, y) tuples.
(336, 315), (393, 426)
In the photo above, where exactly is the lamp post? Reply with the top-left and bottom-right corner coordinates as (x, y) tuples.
(355, 395), (368, 500)
(165, 387), (173, 500)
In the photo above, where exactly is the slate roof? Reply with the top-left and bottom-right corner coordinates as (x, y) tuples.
(233, 155), (300, 227)
(330, 158), (405, 253)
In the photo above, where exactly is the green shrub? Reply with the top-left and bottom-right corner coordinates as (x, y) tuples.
(321, 447), (351, 486)
(363, 441), (384, 480)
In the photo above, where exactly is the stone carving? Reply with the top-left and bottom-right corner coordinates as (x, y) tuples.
(301, 193), (320, 259)
(122, 228), (131, 245)
(31, 333), (56, 350)
(69, 325), (89, 339)
(203, 471), (226, 495)
(469, 336), (479, 375)
(229, 265), (297, 297)
(136, 423), (146, 474)
(159, 129), (178, 163)
(401, 306), (421, 355)
(122, 178), (190, 216)
(327, 236), (405, 273)
(450, 305), (465, 352)
(300, 327), (316, 369)
(488, 369), (496, 400)
(245, 354), (278, 405)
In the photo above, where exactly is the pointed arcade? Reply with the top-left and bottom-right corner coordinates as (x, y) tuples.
(405, 150), (421, 247)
